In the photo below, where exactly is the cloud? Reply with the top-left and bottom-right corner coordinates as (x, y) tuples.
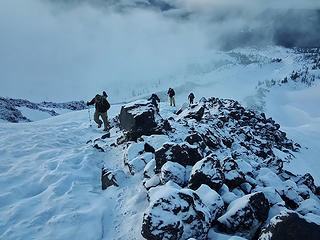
(0, 0), (209, 102)
(0, 0), (319, 102)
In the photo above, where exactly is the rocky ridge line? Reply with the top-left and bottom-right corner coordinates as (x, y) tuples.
(91, 97), (320, 240)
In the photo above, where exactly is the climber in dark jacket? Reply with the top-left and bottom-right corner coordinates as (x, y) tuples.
(87, 94), (110, 131)
(188, 92), (195, 105)
(148, 93), (160, 111)
(167, 88), (176, 107)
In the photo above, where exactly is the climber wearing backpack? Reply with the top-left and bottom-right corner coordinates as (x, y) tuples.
(167, 88), (176, 107)
(87, 94), (110, 131)
(148, 93), (160, 111)
(188, 92), (195, 105)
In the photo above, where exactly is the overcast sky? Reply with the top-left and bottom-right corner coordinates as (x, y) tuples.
(0, 0), (319, 102)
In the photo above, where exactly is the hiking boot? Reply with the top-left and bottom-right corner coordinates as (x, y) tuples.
(98, 122), (102, 128)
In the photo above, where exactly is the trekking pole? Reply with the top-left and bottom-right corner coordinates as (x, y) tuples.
(88, 106), (92, 127)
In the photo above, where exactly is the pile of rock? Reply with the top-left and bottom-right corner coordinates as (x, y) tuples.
(113, 97), (320, 240)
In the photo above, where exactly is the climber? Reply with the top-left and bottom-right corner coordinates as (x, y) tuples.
(188, 92), (195, 105)
(148, 93), (160, 111)
(167, 88), (176, 107)
(87, 94), (110, 131)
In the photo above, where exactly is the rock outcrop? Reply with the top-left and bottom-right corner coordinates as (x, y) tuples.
(119, 100), (171, 141)
(258, 211), (320, 240)
(102, 97), (320, 240)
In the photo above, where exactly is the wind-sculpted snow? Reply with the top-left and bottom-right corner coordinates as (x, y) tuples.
(0, 97), (87, 122)
(1, 94), (320, 240)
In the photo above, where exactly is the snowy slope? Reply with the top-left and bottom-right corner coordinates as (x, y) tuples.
(1, 46), (320, 239)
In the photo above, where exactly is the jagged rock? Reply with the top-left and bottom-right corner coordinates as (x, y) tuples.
(125, 152), (154, 175)
(281, 180), (303, 210)
(93, 144), (104, 152)
(188, 154), (224, 191)
(119, 100), (170, 141)
(201, 131), (221, 150)
(258, 211), (320, 240)
(101, 168), (126, 190)
(101, 133), (110, 139)
(222, 158), (245, 190)
(217, 192), (270, 239)
(185, 133), (206, 150)
(142, 186), (211, 240)
(297, 173), (320, 197)
(160, 161), (186, 186)
(144, 143), (155, 153)
(184, 105), (205, 121)
(155, 142), (203, 171)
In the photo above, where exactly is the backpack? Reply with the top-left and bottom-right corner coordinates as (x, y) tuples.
(96, 95), (110, 112)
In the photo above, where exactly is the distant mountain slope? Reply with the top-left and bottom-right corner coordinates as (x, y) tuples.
(0, 97), (86, 123)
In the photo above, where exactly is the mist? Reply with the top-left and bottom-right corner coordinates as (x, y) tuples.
(0, 0), (319, 102)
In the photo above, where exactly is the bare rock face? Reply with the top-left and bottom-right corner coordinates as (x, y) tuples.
(101, 168), (126, 190)
(141, 187), (211, 240)
(188, 154), (224, 191)
(258, 211), (320, 240)
(119, 100), (170, 141)
(155, 142), (203, 171)
(217, 192), (270, 239)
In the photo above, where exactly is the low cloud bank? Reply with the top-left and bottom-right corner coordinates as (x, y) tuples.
(0, 0), (319, 102)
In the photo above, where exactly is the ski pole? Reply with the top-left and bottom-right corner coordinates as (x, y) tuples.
(88, 106), (92, 127)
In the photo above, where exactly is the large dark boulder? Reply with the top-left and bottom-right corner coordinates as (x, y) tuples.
(119, 100), (170, 141)
(141, 187), (211, 240)
(217, 192), (270, 239)
(101, 168), (126, 190)
(222, 157), (246, 190)
(155, 142), (203, 171)
(188, 154), (224, 191)
(258, 211), (320, 240)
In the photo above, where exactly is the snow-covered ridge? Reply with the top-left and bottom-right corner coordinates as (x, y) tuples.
(92, 97), (320, 239)
(0, 97), (86, 123)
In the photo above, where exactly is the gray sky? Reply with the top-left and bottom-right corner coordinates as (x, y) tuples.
(0, 0), (319, 102)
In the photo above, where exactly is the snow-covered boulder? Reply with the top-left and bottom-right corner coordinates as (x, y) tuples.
(296, 173), (320, 197)
(217, 192), (270, 239)
(297, 199), (320, 216)
(222, 157), (245, 190)
(126, 152), (153, 175)
(144, 159), (156, 179)
(258, 211), (320, 240)
(124, 142), (154, 175)
(185, 133), (206, 151)
(155, 142), (203, 171)
(141, 187), (211, 240)
(183, 104), (205, 122)
(160, 161), (186, 186)
(196, 184), (224, 220)
(188, 154), (224, 191)
(143, 175), (161, 191)
(119, 100), (171, 141)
